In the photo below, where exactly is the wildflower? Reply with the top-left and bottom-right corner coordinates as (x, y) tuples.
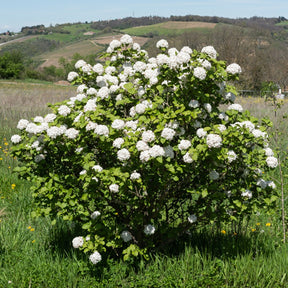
(11, 184), (16, 189)
(251, 228), (256, 232)
(266, 223), (271, 227)
(221, 230), (226, 234)
(89, 251), (102, 265)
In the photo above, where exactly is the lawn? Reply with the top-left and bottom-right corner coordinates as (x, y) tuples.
(1, 82), (288, 287)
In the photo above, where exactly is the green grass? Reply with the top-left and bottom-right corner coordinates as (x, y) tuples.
(1, 84), (288, 287)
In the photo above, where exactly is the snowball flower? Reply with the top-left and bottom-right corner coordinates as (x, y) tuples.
(67, 71), (79, 82)
(201, 46), (217, 59)
(196, 128), (207, 138)
(228, 103), (243, 112)
(72, 236), (84, 248)
(267, 181), (276, 189)
(183, 152), (193, 163)
(121, 231), (132, 242)
(252, 129), (267, 138)
(17, 119), (29, 130)
(140, 150), (151, 162)
(109, 184), (119, 193)
(224, 92), (236, 102)
(89, 251), (102, 265)
(58, 105), (71, 116)
(75, 59), (86, 69)
(91, 211), (101, 220)
(113, 137), (125, 148)
(209, 170), (219, 180)
(65, 128), (79, 139)
(130, 171), (141, 180)
(84, 99), (97, 112)
(206, 134), (222, 148)
(193, 67), (206, 80)
(164, 145), (175, 159)
(34, 154), (45, 163)
(242, 190), (252, 199)
(188, 214), (197, 223)
(142, 130), (155, 143)
(144, 224), (156, 235)
(93, 63), (104, 74)
(226, 63), (242, 74)
(117, 148), (130, 161)
(136, 140), (150, 151)
(47, 126), (64, 139)
(109, 39), (121, 50)
(204, 103), (212, 113)
(95, 125), (109, 136)
(120, 34), (133, 45)
(256, 179), (267, 189)
(11, 134), (22, 144)
(178, 140), (191, 150)
(92, 165), (103, 172)
(227, 150), (237, 163)
(135, 103), (146, 114)
(97, 86), (109, 99)
(44, 113), (56, 123)
(161, 127), (176, 141)
(266, 156), (278, 168)
(112, 119), (125, 130)
(264, 147), (274, 157)
(149, 145), (165, 158)
(156, 39), (169, 49)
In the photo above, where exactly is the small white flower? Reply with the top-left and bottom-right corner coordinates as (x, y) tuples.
(228, 103), (243, 113)
(224, 92), (236, 102)
(178, 140), (191, 150)
(11, 134), (22, 144)
(130, 171), (141, 180)
(58, 105), (71, 116)
(120, 34), (133, 45)
(75, 60), (86, 69)
(149, 145), (165, 158)
(188, 214), (197, 223)
(67, 71), (79, 82)
(136, 140), (150, 151)
(121, 230), (133, 242)
(206, 134), (222, 148)
(204, 103), (212, 113)
(91, 211), (101, 220)
(266, 156), (278, 168)
(156, 39), (169, 49)
(226, 63), (242, 74)
(252, 129), (267, 138)
(113, 138), (125, 148)
(201, 46), (217, 59)
(161, 127), (176, 141)
(79, 170), (87, 175)
(193, 67), (206, 80)
(242, 189), (252, 199)
(112, 119), (125, 130)
(196, 128), (207, 138)
(92, 165), (103, 172)
(44, 113), (56, 123)
(267, 181), (276, 189)
(183, 152), (193, 163)
(142, 130), (155, 143)
(140, 150), (151, 162)
(17, 119), (29, 130)
(72, 236), (84, 248)
(65, 128), (79, 139)
(144, 224), (156, 235)
(264, 147), (274, 157)
(117, 148), (130, 161)
(89, 251), (102, 265)
(109, 184), (119, 193)
(135, 103), (146, 114)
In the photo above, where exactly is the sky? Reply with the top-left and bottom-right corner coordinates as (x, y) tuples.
(1, 0), (288, 33)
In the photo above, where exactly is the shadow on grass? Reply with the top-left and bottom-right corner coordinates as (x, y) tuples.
(45, 219), (279, 281)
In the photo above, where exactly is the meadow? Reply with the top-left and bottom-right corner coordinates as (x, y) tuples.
(1, 81), (288, 287)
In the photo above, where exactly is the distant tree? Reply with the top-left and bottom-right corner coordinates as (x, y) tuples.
(0, 51), (24, 79)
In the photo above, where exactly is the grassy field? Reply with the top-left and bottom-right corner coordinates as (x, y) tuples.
(1, 82), (288, 287)
(122, 21), (217, 37)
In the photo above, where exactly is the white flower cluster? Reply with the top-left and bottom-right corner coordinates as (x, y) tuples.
(72, 236), (84, 249)
(226, 63), (242, 74)
(89, 251), (102, 265)
(206, 134), (222, 148)
(144, 224), (156, 235)
(121, 230), (132, 242)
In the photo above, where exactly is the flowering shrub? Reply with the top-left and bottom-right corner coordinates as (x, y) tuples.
(11, 35), (278, 264)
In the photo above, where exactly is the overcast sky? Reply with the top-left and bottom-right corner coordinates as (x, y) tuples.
(1, 0), (287, 33)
